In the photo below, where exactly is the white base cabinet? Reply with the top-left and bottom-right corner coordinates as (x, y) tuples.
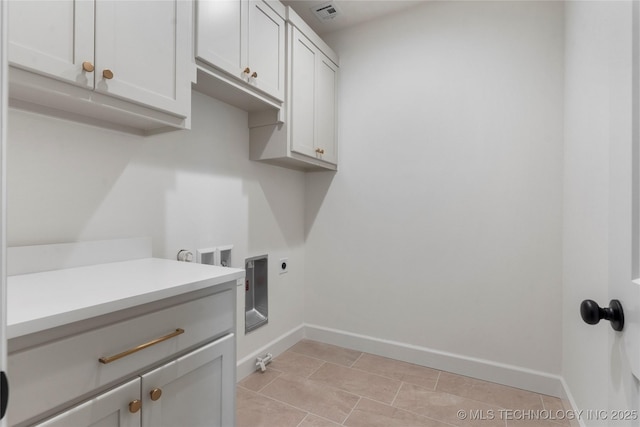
(140, 334), (235, 427)
(8, 282), (237, 427)
(34, 334), (235, 427)
(34, 379), (141, 427)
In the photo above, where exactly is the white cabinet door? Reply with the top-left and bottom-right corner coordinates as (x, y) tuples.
(8, 0), (94, 89)
(247, 1), (284, 99)
(196, 0), (246, 79)
(141, 334), (235, 427)
(290, 28), (317, 159)
(315, 55), (338, 164)
(196, 0), (284, 101)
(94, 0), (191, 117)
(290, 27), (337, 165)
(35, 379), (141, 427)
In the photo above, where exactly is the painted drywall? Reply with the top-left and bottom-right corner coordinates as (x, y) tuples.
(563, 1), (639, 424)
(306, 0), (564, 377)
(6, 91), (306, 364)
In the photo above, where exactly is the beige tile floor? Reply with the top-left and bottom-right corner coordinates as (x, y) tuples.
(237, 340), (572, 427)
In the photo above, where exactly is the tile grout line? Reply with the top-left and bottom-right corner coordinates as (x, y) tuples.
(433, 370), (442, 391)
(434, 373), (546, 412)
(389, 399), (469, 427)
(389, 380), (403, 407)
(348, 351), (364, 368)
(306, 360), (327, 378)
(253, 368), (284, 392)
(360, 394), (461, 427)
(340, 396), (362, 426)
(346, 362), (438, 388)
(238, 382), (316, 422)
(288, 349), (359, 370)
(252, 368), (362, 424)
(251, 387), (320, 420)
(295, 412), (313, 427)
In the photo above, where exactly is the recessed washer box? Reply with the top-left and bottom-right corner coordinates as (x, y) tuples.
(245, 255), (268, 333)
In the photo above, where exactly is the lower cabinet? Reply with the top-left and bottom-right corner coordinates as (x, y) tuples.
(140, 334), (235, 427)
(34, 334), (235, 427)
(35, 379), (141, 427)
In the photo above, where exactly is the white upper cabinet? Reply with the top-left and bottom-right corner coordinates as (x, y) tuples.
(315, 54), (338, 164)
(93, 0), (192, 118)
(7, 0), (194, 132)
(196, 0), (285, 102)
(246, 1), (285, 100)
(249, 7), (339, 171)
(289, 27), (337, 165)
(196, 0), (244, 78)
(8, 0), (94, 90)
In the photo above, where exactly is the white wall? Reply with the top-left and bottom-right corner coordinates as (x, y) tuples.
(6, 91), (307, 364)
(563, 1), (639, 424)
(306, 0), (565, 382)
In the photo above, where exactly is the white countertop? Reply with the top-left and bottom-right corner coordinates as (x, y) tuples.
(7, 258), (245, 339)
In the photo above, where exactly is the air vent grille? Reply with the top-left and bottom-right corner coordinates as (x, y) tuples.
(311, 2), (339, 21)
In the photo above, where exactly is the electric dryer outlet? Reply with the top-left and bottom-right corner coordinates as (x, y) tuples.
(279, 258), (289, 274)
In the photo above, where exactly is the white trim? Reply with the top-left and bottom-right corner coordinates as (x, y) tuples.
(0, 0), (7, 425)
(304, 324), (565, 397)
(559, 376), (587, 427)
(236, 323), (573, 400)
(236, 324), (305, 380)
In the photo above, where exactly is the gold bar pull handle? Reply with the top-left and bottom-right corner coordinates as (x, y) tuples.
(99, 328), (185, 364)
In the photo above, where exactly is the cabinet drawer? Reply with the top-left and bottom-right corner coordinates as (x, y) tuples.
(8, 288), (234, 426)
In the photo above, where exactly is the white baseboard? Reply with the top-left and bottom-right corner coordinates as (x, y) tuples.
(236, 324), (305, 380)
(304, 323), (566, 398)
(236, 323), (577, 405)
(558, 377), (586, 427)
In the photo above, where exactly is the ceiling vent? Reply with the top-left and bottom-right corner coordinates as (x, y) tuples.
(311, 2), (340, 21)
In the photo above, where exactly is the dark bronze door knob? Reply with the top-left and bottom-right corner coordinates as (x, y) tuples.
(580, 299), (624, 331)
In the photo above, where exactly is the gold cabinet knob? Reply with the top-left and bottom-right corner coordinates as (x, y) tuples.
(243, 67), (251, 74)
(315, 148), (325, 155)
(102, 69), (114, 80)
(251, 71), (258, 78)
(150, 388), (162, 401)
(129, 400), (141, 413)
(82, 61), (94, 72)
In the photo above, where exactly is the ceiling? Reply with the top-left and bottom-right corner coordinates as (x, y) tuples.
(280, 0), (427, 35)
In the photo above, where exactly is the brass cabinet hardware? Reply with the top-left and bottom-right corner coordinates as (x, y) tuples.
(129, 400), (142, 413)
(98, 328), (185, 364)
(102, 69), (114, 79)
(82, 61), (95, 72)
(315, 148), (325, 155)
(243, 67), (251, 74)
(150, 388), (163, 401)
(251, 71), (258, 78)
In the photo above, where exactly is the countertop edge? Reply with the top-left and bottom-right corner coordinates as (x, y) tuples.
(7, 258), (245, 339)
